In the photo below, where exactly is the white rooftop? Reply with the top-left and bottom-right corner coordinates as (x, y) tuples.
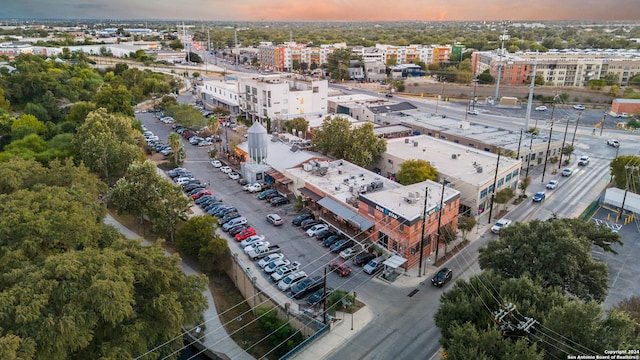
(385, 135), (521, 186)
(237, 137), (324, 173)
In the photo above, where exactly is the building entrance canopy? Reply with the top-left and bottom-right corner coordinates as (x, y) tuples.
(383, 254), (407, 269)
(317, 197), (374, 231)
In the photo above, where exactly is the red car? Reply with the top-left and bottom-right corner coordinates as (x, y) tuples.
(328, 260), (352, 277)
(235, 227), (257, 241)
(191, 190), (212, 200)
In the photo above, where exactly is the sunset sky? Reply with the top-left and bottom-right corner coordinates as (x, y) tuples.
(5, 0), (640, 21)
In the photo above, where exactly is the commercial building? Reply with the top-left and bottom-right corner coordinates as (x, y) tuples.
(377, 135), (522, 218)
(611, 98), (640, 116)
(472, 49), (640, 87)
(197, 79), (241, 114)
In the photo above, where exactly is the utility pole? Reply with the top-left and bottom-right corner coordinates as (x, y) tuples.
(494, 25), (509, 104)
(488, 149), (501, 224)
(234, 29), (239, 71)
(434, 180), (446, 264)
(418, 186), (429, 278)
(516, 128), (523, 159)
(435, 77), (446, 114)
(472, 78), (478, 111)
(524, 51), (538, 131)
(206, 28), (210, 73)
(541, 102), (557, 183)
(600, 113), (606, 136)
(568, 111), (581, 163)
(558, 116), (572, 169)
(525, 131), (535, 179)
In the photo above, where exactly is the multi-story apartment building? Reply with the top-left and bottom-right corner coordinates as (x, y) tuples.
(238, 74), (329, 128)
(472, 49), (640, 87)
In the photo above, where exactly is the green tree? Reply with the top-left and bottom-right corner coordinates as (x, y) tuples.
(73, 108), (143, 185)
(518, 176), (531, 195)
(525, 73), (545, 86)
(476, 69), (493, 84)
(457, 215), (477, 241)
(609, 84), (621, 97)
(494, 187), (515, 210)
(91, 85), (134, 117)
(610, 155), (640, 190)
(65, 101), (97, 125)
(603, 73), (620, 86)
(311, 116), (351, 159)
(0, 87), (11, 112)
(167, 132), (184, 165)
(168, 38), (184, 50)
(165, 104), (206, 130)
(345, 122), (386, 167)
(478, 219), (609, 302)
(175, 215), (230, 273)
(395, 159), (438, 185)
(326, 48), (353, 82)
(10, 114), (47, 140)
(186, 52), (203, 63)
(284, 117), (310, 135)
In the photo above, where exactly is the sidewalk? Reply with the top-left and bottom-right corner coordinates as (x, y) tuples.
(104, 214), (253, 360)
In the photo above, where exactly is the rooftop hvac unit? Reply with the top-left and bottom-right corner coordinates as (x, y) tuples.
(303, 163), (313, 172)
(413, 141), (418, 147)
(405, 138), (410, 144)
(477, 166), (483, 173)
(451, 154), (457, 159)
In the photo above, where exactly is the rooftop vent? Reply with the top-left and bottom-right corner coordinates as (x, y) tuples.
(413, 141), (418, 147)
(477, 166), (483, 173)
(405, 138), (410, 144)
(451, 154), (457, 159)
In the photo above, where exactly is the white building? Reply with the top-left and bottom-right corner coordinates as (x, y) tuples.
(238, 74), (329, 129)
(197, 79), (241, 114)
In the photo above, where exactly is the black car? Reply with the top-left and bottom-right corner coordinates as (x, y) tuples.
(270, 196), (290, 206)
(431, 268), (453, 287)
(292, 213), (314, 226)
(353, 252), (376, 267)
(184, 183), (204, 193)
(257, 189), (278, 200)
(204, 202), (224, 212)
(219, 212), (241, 225)
(187, 187), (206, 196)
(195, 195), (216, 205)
(322, 235), (342, 247)
(307, 287), (333, 306)
(330, 239), (353, 253)
(301, 219), (321, 230)
(214, 207), (237, 218)
(290, 276), (324, 299)
(228, 225), (248, 236)
(315, 229), (335, 241)
(181, 179), (201, 187)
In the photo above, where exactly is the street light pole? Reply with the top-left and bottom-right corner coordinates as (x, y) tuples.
(472, 79), (478, 111)
(488, 149), (501, 224)
(418, 186), (429, 278)
(435, 77), (446, 114)
(568, 111), (581, 163)
(541, 102), (556, 183)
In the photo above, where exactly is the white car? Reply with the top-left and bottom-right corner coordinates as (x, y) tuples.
(491, 218), (512, 234)
(573, 104), (585, 110)
(240, 235), (266, 248)
(198, 140), (213, 147)
(174, 176), (194, 185)
(616, 112), (628, 118)
(245, 183), (263, 193)
(578, 156), (590, 166)
(339, 247), (359, 259)
(546, 180), (559, 190)
(607, 140), (620, 148)
(258, 253), (285, 269)
(263, 258), (291, 274)
(467, 109), (479, 115)
(243, 241), (270, 254)
(306, 224), (328, 237)
(277, 271), (307, 291)
(535, 106), (547, 111)
(228, 172), (240, 180)
(210, 160), (222, 168)
(220, 166), (232, 174)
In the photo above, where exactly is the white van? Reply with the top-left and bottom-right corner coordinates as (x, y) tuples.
(363, 256), (385, 275)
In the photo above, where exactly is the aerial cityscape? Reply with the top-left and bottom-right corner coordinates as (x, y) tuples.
(0, 6), (639, 360)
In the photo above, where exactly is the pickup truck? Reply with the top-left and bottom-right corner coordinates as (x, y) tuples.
(247, 245), (282, 260)
(607, 139), (620, 147)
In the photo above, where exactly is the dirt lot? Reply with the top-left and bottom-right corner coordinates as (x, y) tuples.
(402, 78), (615, 109)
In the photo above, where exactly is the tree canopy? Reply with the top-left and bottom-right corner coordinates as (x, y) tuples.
(610, 155), (640, 191)
(395, 159), (438, 185)
(478, 218), (617, 302)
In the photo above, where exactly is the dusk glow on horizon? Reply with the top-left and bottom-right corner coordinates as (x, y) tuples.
(5, 0), (640, 21)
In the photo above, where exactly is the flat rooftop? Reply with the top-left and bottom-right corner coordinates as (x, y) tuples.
(385, 135), (521, 186)
(237, 138), (324, 173)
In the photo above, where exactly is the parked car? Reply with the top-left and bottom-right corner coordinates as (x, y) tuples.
(578, 155), (590, 166)
(307, 287), (333, 306)
(219, 213), (241, 226)
(535, 105), (548, 111)
(363, 256), (386, 275)
(322, 235), (342, 247)
(210, 159), (222, 167)
(240, 235), (266, 247)
(467, 109), (479, 115)
(258, 253), (285, 269)
(315, 229), (335, 241)
(270, 262), (302, 283)
(616, 112), (628, 118)
(263, 258), (292, 274)
(353, 252), (376, 267)
(222, 217), (247, 231)
(266, 213), (283, 226)
(330, 239), (353, 253)
(270, 196), (290, 206)
(532, 191), (546, 203)
(257, 189), (278, 200)
(491, 218), (512, 234)
(307, 224), (328, 237)
(301, 219), (321, 230)
(292, 213), (314, 226)
(191, 189), (212, 200)
(219, 166), (232, 174)
(573, 104), (585, 110)
(235, 227), (257, 241)
(198, 140), (213, 147)
(328, 260), (352, 277)
(244, 183), (263, 193)
(546, 180), (559, 190)
(228, 172), (241, 180)
(229, 225), (248, 237)
(291, 276), (324, 299)
(431, 268), (453, 287)
(561, 168), (573, 177)
(243, 241), (270, 254)
(277, 271), (307, 291)
(339, 247), (360, 260)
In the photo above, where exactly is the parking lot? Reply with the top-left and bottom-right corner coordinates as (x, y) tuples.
(137, 105), (380, 308)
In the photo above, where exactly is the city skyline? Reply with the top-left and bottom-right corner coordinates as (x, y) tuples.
(5, 0), (640, 22)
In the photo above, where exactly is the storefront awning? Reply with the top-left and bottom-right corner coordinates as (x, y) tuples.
(265, 169), (293, 184)
(317, 197), (374, 231)
(298, 187), (323, 202)
(384, 254), (407, 269)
